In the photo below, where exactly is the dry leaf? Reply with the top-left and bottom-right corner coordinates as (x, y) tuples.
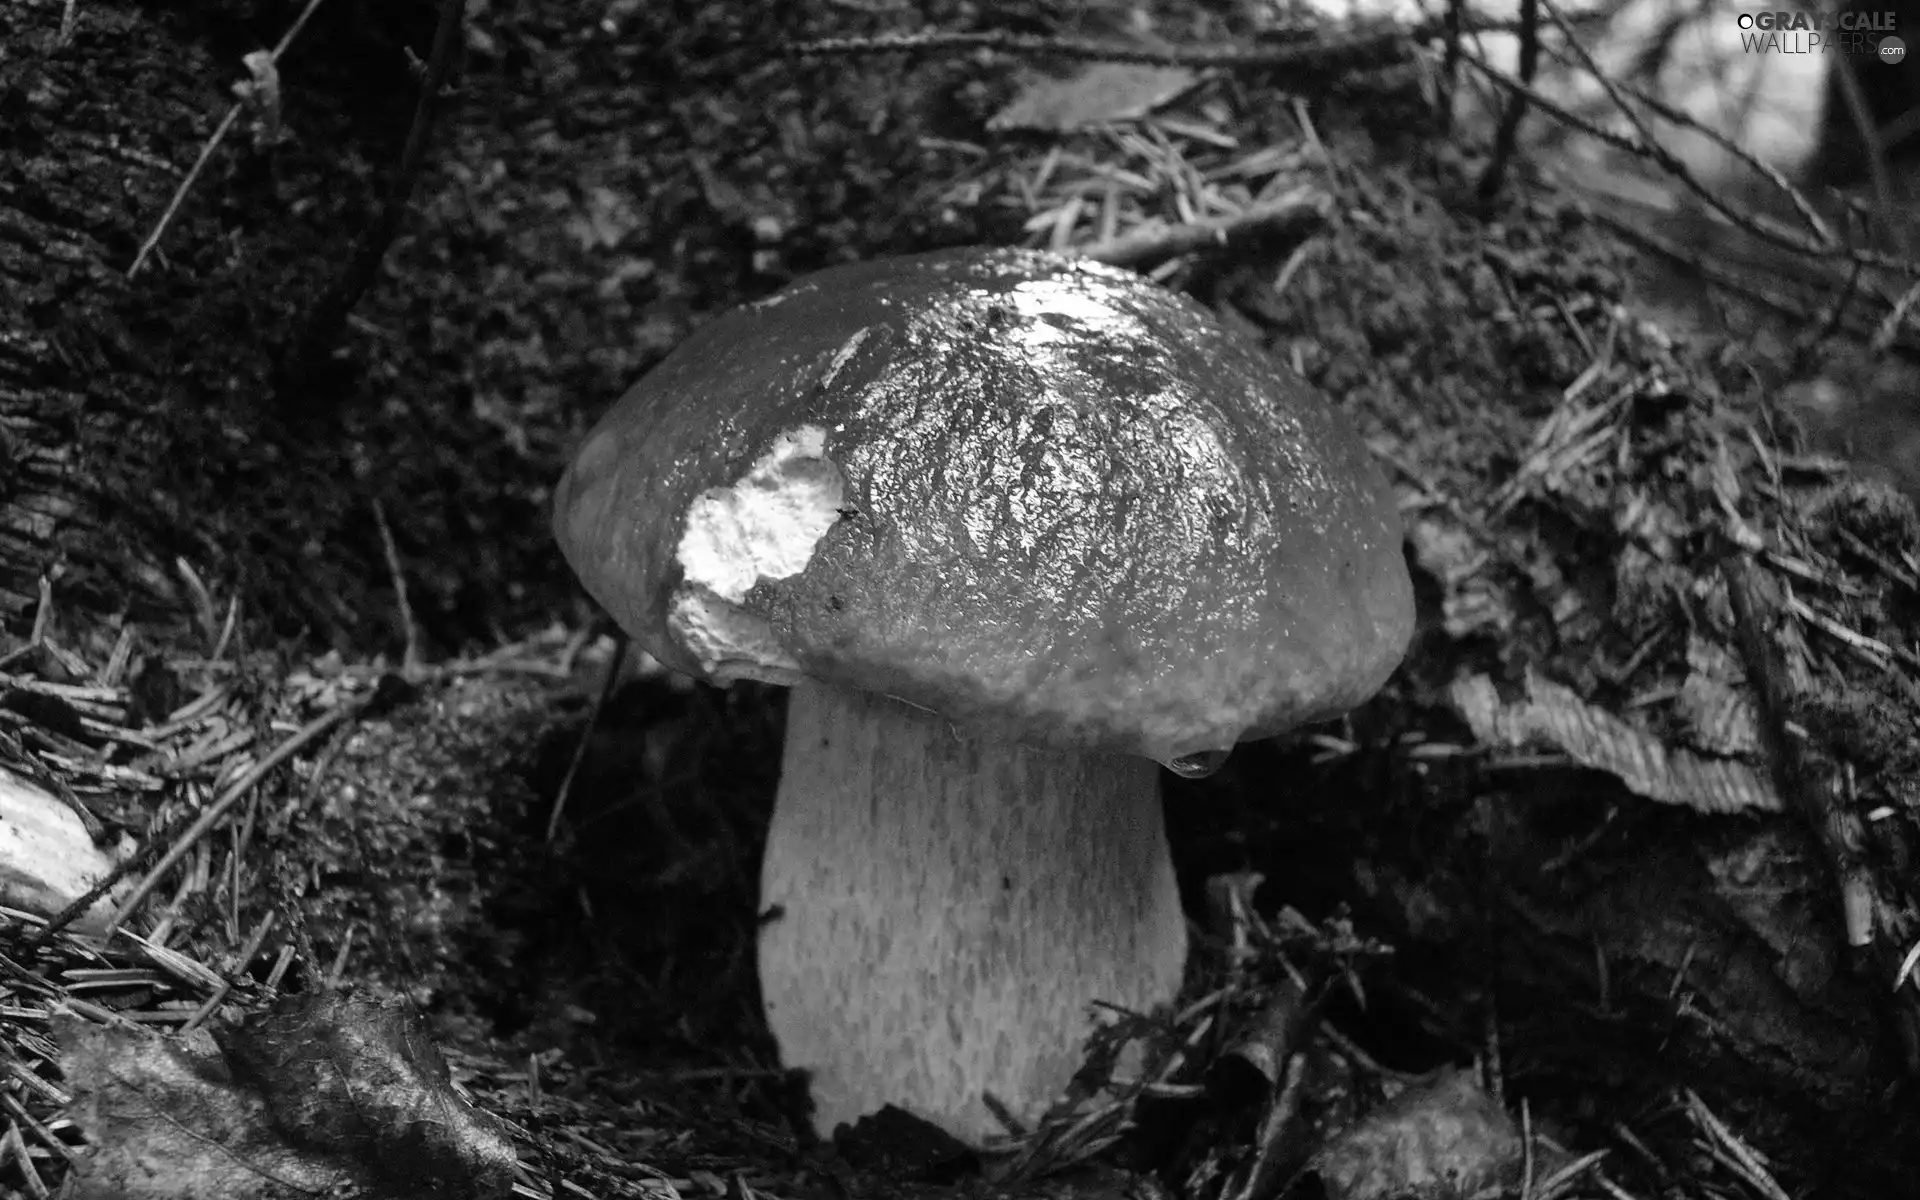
(988, 63), (1198, 133)
(62, 992), (516, 1200)
(1450, 669), (1782, 814)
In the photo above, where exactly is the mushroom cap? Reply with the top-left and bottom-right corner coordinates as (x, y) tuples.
(554, 247), (1413, 766)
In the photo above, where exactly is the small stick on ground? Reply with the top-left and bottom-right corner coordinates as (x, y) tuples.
(1720, 555), (1875, 951)
(1076, 190), (1330, 270)
(372, 498), (423, 675)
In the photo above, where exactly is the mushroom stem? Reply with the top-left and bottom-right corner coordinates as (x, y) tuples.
(759, 681), (1188, 1144)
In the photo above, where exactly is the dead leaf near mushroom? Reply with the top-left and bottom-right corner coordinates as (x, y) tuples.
(988, 62), (1200, 134)
(59, 992), (517, 1200)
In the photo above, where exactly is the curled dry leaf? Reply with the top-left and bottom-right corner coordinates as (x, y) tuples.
(60, 992), (515, 1200)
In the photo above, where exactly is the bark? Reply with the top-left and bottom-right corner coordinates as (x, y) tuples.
(0, 2), (408, 646)
(0, 6), (185, 626)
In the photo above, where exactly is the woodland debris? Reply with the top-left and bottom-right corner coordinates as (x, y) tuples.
(1310, 1068), (1522, 1200)
(0, 767), (132, 936)
(989, 62), (1200, 133)
(1450, 670), (1783, 815)
(59, 992), (516, 1200)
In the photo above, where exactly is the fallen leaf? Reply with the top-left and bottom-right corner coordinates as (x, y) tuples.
(1450, 669), (1781, 815)
(988, 62), (1198, 133)
(61, 991), (515, 1200)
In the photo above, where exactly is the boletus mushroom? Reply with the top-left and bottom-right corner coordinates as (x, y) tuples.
(552, 248), (1414, 1143)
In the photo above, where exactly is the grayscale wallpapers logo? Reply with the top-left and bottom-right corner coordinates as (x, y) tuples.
(1735, 9), (1907, 62)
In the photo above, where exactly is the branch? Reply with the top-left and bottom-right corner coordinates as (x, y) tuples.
(1075, 189), (1331, 270)
(275, 0), (466, 401)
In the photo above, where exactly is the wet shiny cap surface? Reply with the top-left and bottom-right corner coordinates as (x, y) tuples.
(554, 247), (1415, 767)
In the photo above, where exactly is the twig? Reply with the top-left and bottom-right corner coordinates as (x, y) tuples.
(324, 923), (356, 987)
(1720, 555), (1874, 949)
(1588, 202), (1911, 352)
(1457, 46), (1912, 275)
(545, 633), (628, 842)
(1542, 0), (1824, 259)
(1477, 0), (1539, 200)
(1075, 189), (1330, 269)
(1528, 36), (1833, 248)
(1684, 1089), (1792, 1200)
(1519, 1099), (1535, 1200)
(1828, 47), (1908, 259)
(1872, 274), (1920, 354)
(276, 0), (467, 393)
(1802, 256), (1870, 352)
(1438, 0), (1465, 135)
(371, 498), (422, 675)
(1224, 1052), (1310, 1200)
(785, 28), (1413, 72)
(34, 697), (367, 943)
(1207, 971), (1323, 1107)
(126, 0), (329, 278)
(1492, 2), (1833, 248)
(783, 13), (1590, 69)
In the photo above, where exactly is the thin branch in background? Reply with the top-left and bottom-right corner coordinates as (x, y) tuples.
(784, 27), (1415, 73)
(1872, 275), (1920, 353)
(1803, 256), (1868, 351)
(126, 0), (329, 279)
(1521, 22), (1835, 248)
(1828, 47), (1909, 258)
(275, 0), (467, 397)
(1536, 0), (1832, 254)
(784, 12), (1595, 69)
(1477, 0), (1540, 199)
(1458, 47), (1913, 277)
(1436, 0), (1464, 135)
(545, 633), (628, 843)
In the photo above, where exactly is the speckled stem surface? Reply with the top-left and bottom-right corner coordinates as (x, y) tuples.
(759, 681), (1188, 1144)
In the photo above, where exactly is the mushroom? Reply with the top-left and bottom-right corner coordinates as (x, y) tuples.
(552, 248), (1414, 1143)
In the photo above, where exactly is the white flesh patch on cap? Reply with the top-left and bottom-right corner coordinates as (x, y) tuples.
(669, 425), (843, 680)
(667, 591), (809, 686)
